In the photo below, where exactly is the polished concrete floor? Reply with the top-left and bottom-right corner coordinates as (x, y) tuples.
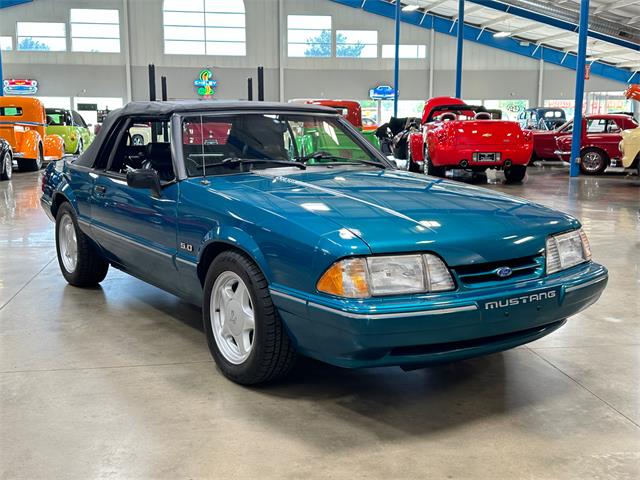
(1, 166), (639, 479)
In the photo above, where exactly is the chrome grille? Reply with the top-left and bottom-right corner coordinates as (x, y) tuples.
(453, 255), (544, 286)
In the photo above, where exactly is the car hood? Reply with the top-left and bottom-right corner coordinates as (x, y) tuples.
(220, 168), (579, 266)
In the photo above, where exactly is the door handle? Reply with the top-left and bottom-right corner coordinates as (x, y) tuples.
(95, 185), (107, 195)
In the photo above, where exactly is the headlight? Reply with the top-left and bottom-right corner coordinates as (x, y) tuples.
(317, 254), (455, 298)
(545, 229), (591, 274)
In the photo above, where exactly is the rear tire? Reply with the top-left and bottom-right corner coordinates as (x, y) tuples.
(0, 151), (12, 181)
(504, 165), (527, 184)
(203, 250), (297, 385)
(17, 144), (43, 172)
(579, 148), (608, 175)
(76, 138), (84, 155)
(406, 146), (422, 173)
(55, 203), (109, 287)
(425, 147), (445, 177)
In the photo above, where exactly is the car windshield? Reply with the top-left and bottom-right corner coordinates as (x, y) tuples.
(556, 120), (573, 133)
(46, 109), (70, 126)
(182, 113), (384, 176)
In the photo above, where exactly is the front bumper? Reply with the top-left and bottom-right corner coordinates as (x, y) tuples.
(271, 261), (607, 369)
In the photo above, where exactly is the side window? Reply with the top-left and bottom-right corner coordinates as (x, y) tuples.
(107, 117), (174, 181)
(0, 107), (22, 116)
(72, 111), (87, 128)
(586, 118), (607, 133)
(606, 120), (621, 133)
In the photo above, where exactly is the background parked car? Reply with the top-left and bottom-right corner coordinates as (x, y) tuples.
(45, 108), (94, 155)
(395, 96), (532, 183)
(518, 108), (566, 131)
(0, 97), (64, 172)
(554, 114), (638, 175)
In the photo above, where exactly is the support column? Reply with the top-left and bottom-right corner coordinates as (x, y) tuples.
(429, 28), (435, 98)
(278, 0), (285, 102)
(569, 0), (590, 178)
(537, 57), (544, 106)
(0, 45), (3, 97)
(122, 0), (133, 102)
(393, 0), (401, 116)
(455, 0), (465, 98)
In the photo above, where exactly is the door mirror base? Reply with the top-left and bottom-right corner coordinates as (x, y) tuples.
(126, 169), (162, 197)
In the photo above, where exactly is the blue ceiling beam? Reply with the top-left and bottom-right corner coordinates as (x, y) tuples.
(0, 0), (33, 8)
(467, 0), (639, 52)
(329, 0), (639, 85)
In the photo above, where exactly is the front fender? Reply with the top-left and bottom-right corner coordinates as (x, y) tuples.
(620, 128), (640, 168)
(200, 226), (274, 282)
(20, 129), (41, 159)
(44, 134), (65, 160)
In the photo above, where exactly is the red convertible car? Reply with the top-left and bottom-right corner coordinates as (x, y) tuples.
(532, 114), (638, 175)
(401, 97), (533, 183)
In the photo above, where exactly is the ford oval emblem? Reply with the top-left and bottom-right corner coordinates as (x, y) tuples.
(496, 267), (513, 278)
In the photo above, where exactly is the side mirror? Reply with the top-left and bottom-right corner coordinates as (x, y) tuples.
(126, 169), (162, 197)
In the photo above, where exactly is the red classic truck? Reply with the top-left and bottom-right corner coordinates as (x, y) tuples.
(397, 97), (533, 183)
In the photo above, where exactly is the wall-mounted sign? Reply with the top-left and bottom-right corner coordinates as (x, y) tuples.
(369, 85), (396, 100)
(194, 69), (217, 97)
(77, 103), (98, 111)
(3, 78), (38, 95)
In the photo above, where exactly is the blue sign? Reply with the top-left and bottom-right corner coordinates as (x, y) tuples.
(369, 85), (396, 100)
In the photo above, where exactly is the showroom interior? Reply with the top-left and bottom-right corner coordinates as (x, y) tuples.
(0, 0), (639, 478)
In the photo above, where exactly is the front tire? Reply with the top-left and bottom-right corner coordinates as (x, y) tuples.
(0, 151), (12, 181)
(17, 144), (43, 172)
(203, 251), (297, 385)
(580, 148), (608, 175)
(55, 203), (109, 287)
(504, 165), (527, 183)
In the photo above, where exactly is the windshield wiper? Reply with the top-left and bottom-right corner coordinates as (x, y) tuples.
(191, 157), (306, 170)
(296, 152), (386, 169)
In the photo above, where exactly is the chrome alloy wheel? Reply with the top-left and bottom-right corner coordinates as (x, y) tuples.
(582, 151), (604, 173)
(210, 271), (255, 364)
(58, 213), (78, 273)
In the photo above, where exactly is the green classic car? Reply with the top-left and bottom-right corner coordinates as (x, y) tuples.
(45, 108), (94, 155)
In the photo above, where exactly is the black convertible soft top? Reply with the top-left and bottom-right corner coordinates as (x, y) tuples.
(75, 100), (337, 168)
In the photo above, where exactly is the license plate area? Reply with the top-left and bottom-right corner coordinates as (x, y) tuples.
(474, 152), (498, 162)
(482, 288), (559, 314)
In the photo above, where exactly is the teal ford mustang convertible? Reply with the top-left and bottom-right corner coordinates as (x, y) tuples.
(41, 101), (607, 385)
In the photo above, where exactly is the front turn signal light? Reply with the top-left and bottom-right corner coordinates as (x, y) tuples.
(317, 258), (370, 298)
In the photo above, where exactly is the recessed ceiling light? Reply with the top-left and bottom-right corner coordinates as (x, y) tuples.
(402, 4), (420, 11)
(493, 31), (511, 38)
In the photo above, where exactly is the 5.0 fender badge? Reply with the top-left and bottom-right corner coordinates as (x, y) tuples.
(180, 242), (194, 252)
